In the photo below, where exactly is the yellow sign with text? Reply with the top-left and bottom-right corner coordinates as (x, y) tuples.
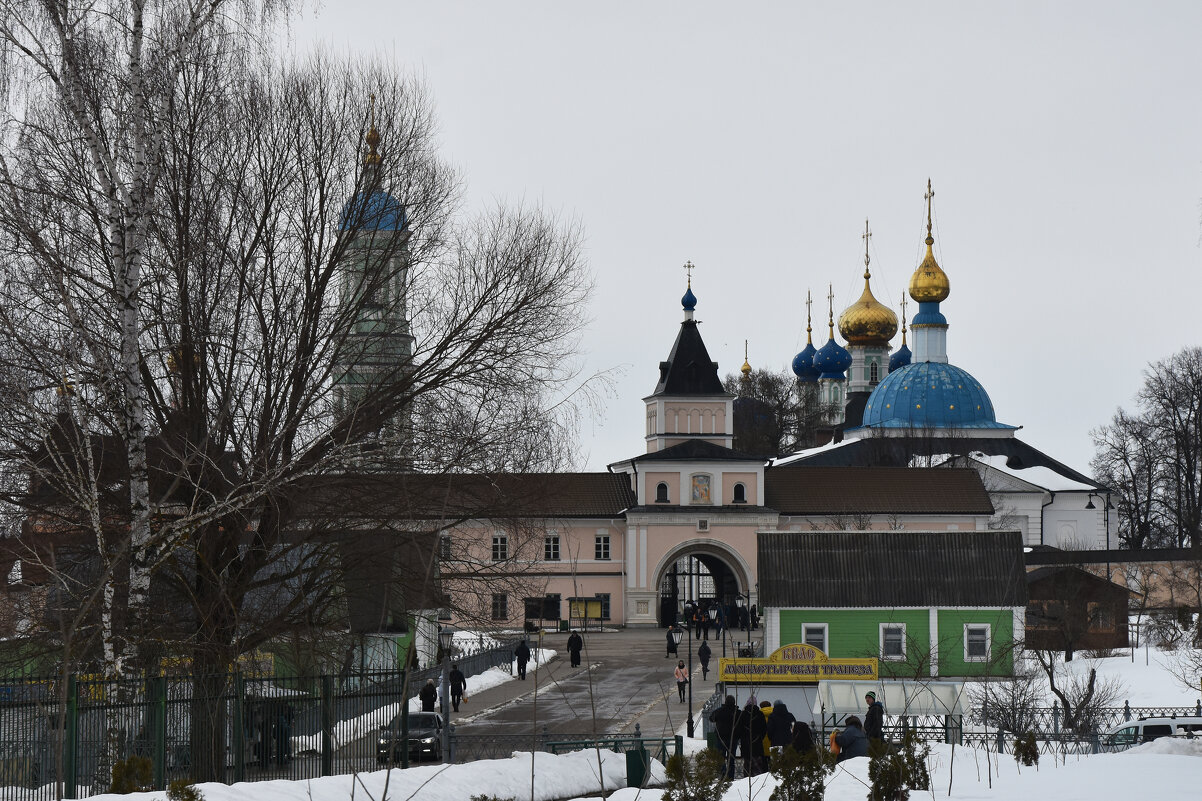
(718, 643), (878, 684)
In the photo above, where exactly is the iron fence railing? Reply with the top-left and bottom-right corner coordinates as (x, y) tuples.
(446, 723), (681, 765)
(0, 640), (517, 799)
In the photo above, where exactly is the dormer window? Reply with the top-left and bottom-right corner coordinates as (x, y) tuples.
(655, 482), (669, 503)
(733, 483), (747, 504)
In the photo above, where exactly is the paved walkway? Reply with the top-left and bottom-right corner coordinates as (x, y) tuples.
(448, 627), (756, 745)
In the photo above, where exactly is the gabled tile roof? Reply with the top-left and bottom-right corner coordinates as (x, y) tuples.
(628, 439), (766, 464)
(758, 530), (1028, 608)
(651, 320), (726, 396)
(764, 466), (993, 515)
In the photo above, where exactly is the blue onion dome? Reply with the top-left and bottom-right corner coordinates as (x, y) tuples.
(682, 284), (697, 311)
(813, 336), (852, 379)
(340, 190), (406, 231)
(888, 341), (912, 372)
(860, 362), (1016, 431)
(793, 342), (820, 382)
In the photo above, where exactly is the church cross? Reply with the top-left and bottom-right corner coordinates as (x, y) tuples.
(862, 218), (872, 272)
(925, 178), (935, 235)
(683, 260), (694, 287)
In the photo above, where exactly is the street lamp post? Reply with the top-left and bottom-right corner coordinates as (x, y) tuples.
(670, 623), (695, 737)
(438, 627), (454, 763)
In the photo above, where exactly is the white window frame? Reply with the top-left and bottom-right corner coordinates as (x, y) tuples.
(544, 532), (561, 561)
(964, 623), (991, 662)
(802, 623), (828, 653)
(491, 533), (508, 562)
(880, 623), (906, 661)
(595, 534), (611, 561)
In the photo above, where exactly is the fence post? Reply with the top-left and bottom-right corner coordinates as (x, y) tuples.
(233, 672), (245, 783)
(320, 675), (334, 777)
(1052, 704), (1060, 735)
(674, 735), (683, 760)
(541, 724), (550, 752)
(1123, 700), (1131, 722)
(64, 674), (77, 800)
(996, 729), (1004, 754)
(1091, 732), (1100, 754)
(152, 675), (167, 789)
(448, 724), (455, 763)
(1196, 699), (1201, 716)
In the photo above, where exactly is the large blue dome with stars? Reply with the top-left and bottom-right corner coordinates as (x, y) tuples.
(858, 361), (1015, 431)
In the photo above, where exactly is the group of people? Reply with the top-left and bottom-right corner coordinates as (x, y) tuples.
(664, 627), (714, 677)
(708, 690), (886, 777)
(418, 665), (470, 715)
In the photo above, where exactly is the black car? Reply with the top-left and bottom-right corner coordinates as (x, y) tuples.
(378, 712), (443, 763)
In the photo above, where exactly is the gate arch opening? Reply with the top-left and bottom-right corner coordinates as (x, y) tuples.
(654, 541), (750, 628)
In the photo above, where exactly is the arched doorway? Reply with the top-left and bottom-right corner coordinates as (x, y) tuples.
(655, 544), (748, 628)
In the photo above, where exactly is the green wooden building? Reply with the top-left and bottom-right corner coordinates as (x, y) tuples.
(758, 530), (1027, 679)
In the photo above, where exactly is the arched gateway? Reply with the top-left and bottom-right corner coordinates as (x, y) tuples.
(652, 540), (753, 627)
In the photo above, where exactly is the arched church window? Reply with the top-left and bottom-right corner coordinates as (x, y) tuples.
(655, 482), (669, 503)
(870, 362), (879, 383)
(733, 483), (747, 504)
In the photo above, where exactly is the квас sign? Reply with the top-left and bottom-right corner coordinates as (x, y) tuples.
(718, 643), (878, 683)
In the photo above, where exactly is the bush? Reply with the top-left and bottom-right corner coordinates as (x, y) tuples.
(1013, 731), (1039, 767)
(866, 732), (929, 801)
(770, 746), (835, 801)
(663, 750), (729, 801)
(108, 755), (153, 794)
(469, 796), (516, 801)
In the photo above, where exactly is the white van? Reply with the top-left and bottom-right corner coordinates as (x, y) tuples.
(1101, 716), (1202, 750)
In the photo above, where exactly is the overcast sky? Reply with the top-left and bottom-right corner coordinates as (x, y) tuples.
(293, 2), (1202, 475)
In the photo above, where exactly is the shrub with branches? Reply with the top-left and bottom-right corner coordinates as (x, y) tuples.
(662, 750), (729, 801)
(770, 746), (835, 801)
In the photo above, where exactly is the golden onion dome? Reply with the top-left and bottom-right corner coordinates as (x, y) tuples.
(838, 270), (899, 346)
(909, 233), (950, 303)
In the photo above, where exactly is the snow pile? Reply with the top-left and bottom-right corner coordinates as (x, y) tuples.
(75, 749), (660, 801)
(1126, 735), (1202, 757)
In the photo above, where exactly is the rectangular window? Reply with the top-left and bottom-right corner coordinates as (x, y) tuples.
(595, 593), (612, 621)
(544, 533), (560, 561)
(439, 533), (452, 560)
(880, 623), (906, 660)
(491, 594), (508, 621)
(964, 624), (990, 662)
(595, 534), (611, 560)
(803, 624), (828, 653)
(1088, 602), (1116, 632)
(492, 533), (508, 561)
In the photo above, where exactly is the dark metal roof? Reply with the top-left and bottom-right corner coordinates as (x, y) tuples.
(764, 467), (994, 515)
(628, 439), (766, 464)
(780, 436), (1104, 491)
(651, 320), (726, 396)
(758, 530), (1028, 608)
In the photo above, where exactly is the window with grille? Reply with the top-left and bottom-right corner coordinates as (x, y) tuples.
(880, 623), (906, 660)
(595, 593), (611, 620)
(964, 624), (990, 662)
(492, 533), (508, 561)
(491, 594), (508, 621)
(803, 624), (828, 652)
(655, 482), (669, 503)
(595, 534), (611, 560)
(544, 533), (560, 561)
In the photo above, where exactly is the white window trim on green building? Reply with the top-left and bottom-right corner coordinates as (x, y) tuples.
(964, 623), (991, 662)
(802, 623), (828, 652)
(880, 622), (906, 660)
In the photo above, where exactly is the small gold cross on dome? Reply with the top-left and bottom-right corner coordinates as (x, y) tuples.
(683, 260), (694, 287)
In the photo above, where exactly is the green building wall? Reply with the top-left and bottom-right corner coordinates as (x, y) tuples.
(777, 607), (1016, 679)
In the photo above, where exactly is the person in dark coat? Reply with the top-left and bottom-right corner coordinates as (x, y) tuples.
(766, 700), (796, 749)
(863, 691), (885, 742)
(567, 630), (584, 668)
(744, 701), (769, 775)
(834, 715), (869, 761)
(448, 664), (467, 712)
(697, 640), (712, 680)
(514, 639), (532, 679)
(701, 607), (712, 640)
(666, 626), (679, 657)
(419, 679), (438, 712)
(790, 720), (817, 755)
(709, 695), (739, 778)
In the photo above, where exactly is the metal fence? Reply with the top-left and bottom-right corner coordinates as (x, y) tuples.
(446, 723), (682, 765)
(0, 642), (516, 799)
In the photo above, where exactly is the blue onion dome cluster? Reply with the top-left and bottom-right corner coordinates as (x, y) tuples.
(861, 362), (1013, 430)
(813, 335), (852, 380)
(792, 342), (821, 382)
(888, 341), (912, 372)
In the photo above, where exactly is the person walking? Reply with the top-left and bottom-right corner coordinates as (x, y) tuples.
(567, 630), (584, 668)
(419, 679), (438, 712)
(697, 640), (712, 680)
(673, 660), (689, 703)
(514, 639), (532, 680)
(448, 663), (467, 712)
(863, 691), (885, 743)
(701, 607), (712, 640)
(790, 720), (817, 755)
(666, 625), (679, 658)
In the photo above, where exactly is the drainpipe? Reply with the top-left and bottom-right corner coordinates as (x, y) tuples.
(1039, 491), (1055, 547)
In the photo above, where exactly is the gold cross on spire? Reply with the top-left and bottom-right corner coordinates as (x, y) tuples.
(365, 93), (381, 166)
(827, 283), (835, 336)
(683, 260), (694, 287)
(900, 291), (908, 343)
(862, 218), (872, 276)
(924, 178), (935, 236)
(805, 289), (813, 336)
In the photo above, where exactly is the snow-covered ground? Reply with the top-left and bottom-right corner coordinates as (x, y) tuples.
(1030, 647), (1200, 708)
